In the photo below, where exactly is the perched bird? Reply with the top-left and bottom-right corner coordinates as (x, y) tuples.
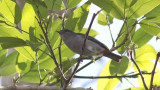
(57, 29), (122, 62)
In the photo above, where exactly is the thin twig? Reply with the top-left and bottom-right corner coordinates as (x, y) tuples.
(35, 50), (43, 85)
(63, 8), (103, 89)
(149, 52), (160, 90)
(58, 39), (63, 87)
(130, 51), (148, 90)
(110, 21), (137, 51)
(108, 24), (115, 47)
(35, 17), (67, 82)
(74, 72), (152, 79)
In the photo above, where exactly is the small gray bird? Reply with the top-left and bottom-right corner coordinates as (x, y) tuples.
(57, 29), (122, 62)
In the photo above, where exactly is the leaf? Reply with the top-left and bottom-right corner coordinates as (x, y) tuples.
(90, 0), (124, 20)
(16, 54), (33, 74)
(0, 50), (7, 66)
(0, 0), (21, 24)
(109, 56), (130, 75)
(136, 44), (157, 61)
(145, 5), (160, 18)
(97, 60), (120, 90)
(0, 24), (23, 39)
(21, 3), (43, 41)
(132, 28), (153, 48)
(44, 0), (64, 11)
(97, 13), (108, 26)
(65, 1), (91, 32)
(134, 60), (159, 87)
(16, 46), (36, 61)
(0, 51), (18, 76)
(116, 19), (136, 54)
(20, 69), (47, 83)
(23, 0), (47, 8)
(0, 37), (27, 50)
(67, 0), (82, 8)
(127, 0), (160, 19)
(140, 18), (160, 38)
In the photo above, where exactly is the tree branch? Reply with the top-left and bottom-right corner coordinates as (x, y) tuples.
(149, 52), (160, 90)
(74, 72), (152, 79)
(110, 20), (137, 51)
(63, 8), (103, 89)
(130, 51), (148, 90)
(35, 17), (67, 82)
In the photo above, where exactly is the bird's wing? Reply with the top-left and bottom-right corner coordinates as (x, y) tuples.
(76, 33), (110, 51)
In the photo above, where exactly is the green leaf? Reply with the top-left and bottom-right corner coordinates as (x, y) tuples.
(97, 60), (120, 90)
(109, 56), (130, 75)
(21, 3), (43, 41)
(23, 0), (47, 8)
(44, 0), (64, 11)
(67, 0), (82, 8)
(0, 50), (7, 66)
(127, 0), (160, 19)
(134, 60), (159, 87)
(132, 28), (153, 48)
(0, 0), (21, 24)
(0, 51), (18, 76)
(97, 13), (108, 26)
(20, 69), (46, 83)
(0, 25), (23, 39)
(136, 44), (157, 61)
(16, 54), (33, 74)
(0, 37), (27, 50)
(116, 19), (136, 54)
(65, 1), (91, 32)
(90, 0), (124, 20)
(145, 5), (160, 18)
(16, 46), (36, 61)
(140, 18), (160, 38)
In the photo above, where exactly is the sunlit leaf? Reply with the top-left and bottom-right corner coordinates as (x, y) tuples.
(97, 13), (108, 26)
(97, 60), (120, 90)
(145, 5), (160, 18)
(0, 0), (21, 24)
(0, 51), (18, 76)
(65, 1), (91, 32)
(90, 0), (124, 20)
(0, 50), (7, 66)
(127, 0), (160, 19)
(67, 0), (82, 8)
(44, 0), (64, 11)
(16, 46), (36, 61)
(132, 28), (153, 48)
(136, 44), (157, 61)
(140, 18), (160, 38)
(21, 3), (42, 41)
(109, 56), (130, 75)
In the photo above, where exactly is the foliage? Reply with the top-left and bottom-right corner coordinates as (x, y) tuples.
(0, 0), (160, 89)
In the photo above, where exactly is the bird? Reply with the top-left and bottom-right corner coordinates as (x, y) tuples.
(57, 29), (122, 62)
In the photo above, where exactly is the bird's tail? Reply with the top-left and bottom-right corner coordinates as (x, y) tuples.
(104, 53), (122, 62)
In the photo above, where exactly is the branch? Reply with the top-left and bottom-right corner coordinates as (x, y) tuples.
(35, 17), (67, 82)
(110, 20), (137, 51)
(149, 52), (160, 90)
(74, 72), (152, 79)
(130, 51), (148, 90)
(63, 8), (103, 89)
